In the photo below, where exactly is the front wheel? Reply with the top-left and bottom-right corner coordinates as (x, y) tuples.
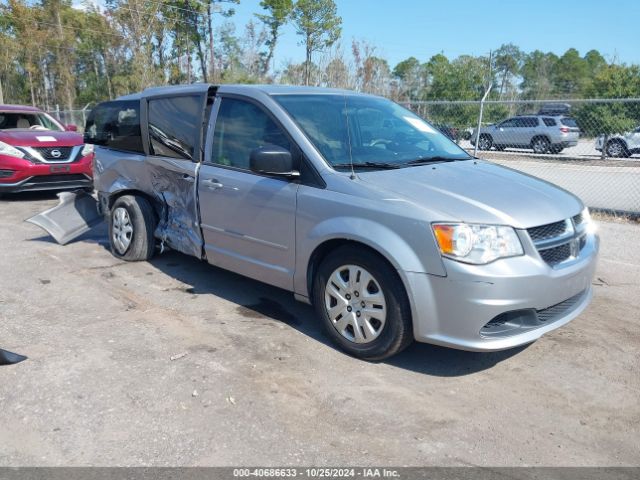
(605, 140), (629, 158)
(477, 134), (493, 151)
(109, 195), (157, 261)
(312, 246), (413, 361)
(532, 137), (551, 154)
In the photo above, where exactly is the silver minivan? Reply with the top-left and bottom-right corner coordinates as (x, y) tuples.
(84, 85), (599, 360)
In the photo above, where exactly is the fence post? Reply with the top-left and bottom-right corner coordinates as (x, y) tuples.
(81, 103), (92, 129)
(473, 84), (493, 157)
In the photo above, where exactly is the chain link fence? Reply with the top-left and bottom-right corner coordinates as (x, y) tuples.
(46, 108), (90, 132)
(400, 98), (640, 214)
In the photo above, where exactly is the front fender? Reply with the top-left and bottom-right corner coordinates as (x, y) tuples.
(293, 215), (446, 299)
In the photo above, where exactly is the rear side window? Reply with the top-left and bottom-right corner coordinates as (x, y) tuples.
(561, 118), (578, 128)
(543, 118), (556, 127)
(148, 95), (201, 160)
(84, 100), (143, 153)
(517, 117), (539, 127)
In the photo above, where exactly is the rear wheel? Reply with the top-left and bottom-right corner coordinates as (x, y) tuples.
(478, 134), (493, 151)
(605, 139), (629, 158)
(312, 246), (413, 361)
(109, 195), (156, 261)
(532, 136), (551, 154)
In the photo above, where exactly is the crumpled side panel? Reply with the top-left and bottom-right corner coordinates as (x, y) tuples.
(93, 149), (203, 259)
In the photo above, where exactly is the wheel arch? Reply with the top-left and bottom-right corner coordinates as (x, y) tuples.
(106, 189), (161, 221)
(530, 134), (551, 145)
(606, 137), (629, 149)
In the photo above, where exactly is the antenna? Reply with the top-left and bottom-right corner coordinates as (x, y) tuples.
(344, 94), (356, 180)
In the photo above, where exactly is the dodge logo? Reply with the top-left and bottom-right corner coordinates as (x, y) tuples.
(50, 149), (62, 158)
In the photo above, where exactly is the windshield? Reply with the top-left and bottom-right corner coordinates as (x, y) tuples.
(0, 111), (64, 132)
(274, 94), (471, 168)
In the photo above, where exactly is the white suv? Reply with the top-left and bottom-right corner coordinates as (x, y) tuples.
(471, 115), (580, 154)
(595, 126), (640, 158)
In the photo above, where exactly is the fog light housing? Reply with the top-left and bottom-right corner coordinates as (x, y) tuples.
(0, 169), (15, 178)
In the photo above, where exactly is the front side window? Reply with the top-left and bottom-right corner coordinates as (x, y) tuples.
(500, 118), (517, 128)
(84, 100), (144, 153)
(148, 95), (201, 160)
(274, 94), (469, 168)
(210, 98), (291, 169)
(0, 111), (64, 131)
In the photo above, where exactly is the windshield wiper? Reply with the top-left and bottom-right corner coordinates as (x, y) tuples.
(332, 162), (402, 170)
(402, 156), (471, 166)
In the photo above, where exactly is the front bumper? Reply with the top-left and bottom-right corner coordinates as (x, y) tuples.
(0, 153), (93, 193)
(406, 232), (599, 351)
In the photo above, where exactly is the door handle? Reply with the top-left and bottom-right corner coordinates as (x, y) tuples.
(203, 178), (224, 190)
(182, 174), (195, 183)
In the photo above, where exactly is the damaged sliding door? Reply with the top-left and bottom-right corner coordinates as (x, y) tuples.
(144, 92), (211, 258)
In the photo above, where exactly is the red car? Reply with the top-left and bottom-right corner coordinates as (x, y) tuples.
(0, 104), (93, 196)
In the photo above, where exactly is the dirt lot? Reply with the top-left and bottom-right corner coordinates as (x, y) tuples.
(0, 192), (638, 467)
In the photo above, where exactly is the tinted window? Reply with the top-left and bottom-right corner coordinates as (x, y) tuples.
(148, 95), (201, 160)
(560, 117), (578, 128)
(500, 118), (517, 127)
(84, 100), (143, 153)
(516, 117), (538, 128)
(210, 98), (291, 170)
(543, 118), (556, 127)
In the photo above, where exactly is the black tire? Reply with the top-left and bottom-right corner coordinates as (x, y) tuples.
(109, 195), (156, 261)
(312, 245), (413, 361)
(478, 134), (493, 151)
(531, 136), (551, 154)
(605, 139), (629, 158)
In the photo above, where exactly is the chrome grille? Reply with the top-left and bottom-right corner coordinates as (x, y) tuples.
(572, 212), (584, 226)
(539, 243), (571, 266)
(537, 290), (586, 322)
(528, 215), (587, 267)
(527, 220), (567, 242)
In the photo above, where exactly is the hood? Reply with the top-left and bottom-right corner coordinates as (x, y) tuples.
(356, 160), (583, 229)
(0, 129), (83, 147)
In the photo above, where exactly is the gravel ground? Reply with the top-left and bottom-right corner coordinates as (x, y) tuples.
(0, 192), (638, 467)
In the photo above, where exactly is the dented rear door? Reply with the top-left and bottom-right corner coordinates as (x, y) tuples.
(142, 92), (210, 258)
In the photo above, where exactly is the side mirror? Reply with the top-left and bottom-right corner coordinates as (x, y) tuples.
(66, 124), (78, 132)
(250, 145), (299, 178)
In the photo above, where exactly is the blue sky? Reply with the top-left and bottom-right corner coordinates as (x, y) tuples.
(231, 0), (640, 71)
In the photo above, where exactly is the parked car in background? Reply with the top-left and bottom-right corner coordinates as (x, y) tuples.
(471, 115), (580, 154)
(434, 123), (459, 142)
(0, 105), (93, 196)
(69, 84), (598, 360)
(595, 126), (640, 158)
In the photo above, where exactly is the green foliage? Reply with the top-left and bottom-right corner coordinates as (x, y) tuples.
(291, 0), (342, 85)
(256, 0), (294, 76)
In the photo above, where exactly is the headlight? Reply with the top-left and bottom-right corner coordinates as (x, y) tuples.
(579, 207), (597, 234)
(432, 223), (524, 264)
(81, 143), (94, 156)
(0, 141), (25, 159)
